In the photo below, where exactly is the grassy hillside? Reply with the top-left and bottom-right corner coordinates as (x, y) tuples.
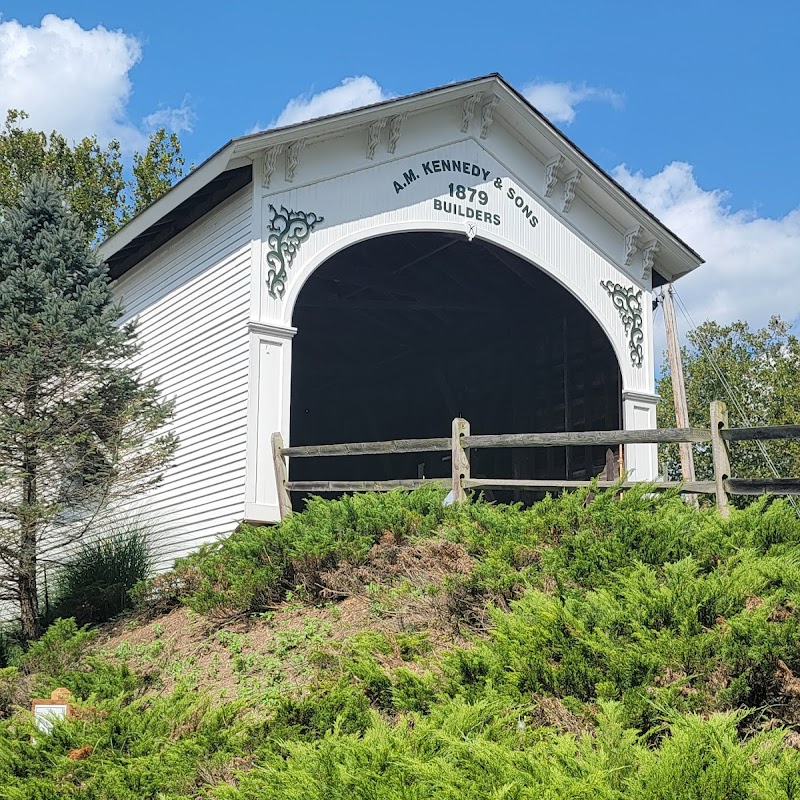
(2, 486), (800, 798)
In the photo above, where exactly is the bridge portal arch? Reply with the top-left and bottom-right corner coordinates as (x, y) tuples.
(287, 229), (624, 498)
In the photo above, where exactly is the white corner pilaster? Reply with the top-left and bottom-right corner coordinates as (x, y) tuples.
(622, 389), (659, 481)
(250, 157), (264, 322)
(244, 321), (296, 523)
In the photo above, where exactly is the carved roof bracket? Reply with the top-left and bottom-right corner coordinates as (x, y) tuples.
(623, 224), (642, 266)
(562, 169), (583, 213)
(366, 117), (388, 160)
(387, 112), (407, 154)
(285, 139), (306, 183)
(479, 95), (500, 139)
(461, 92), (482, 133)
(262, 144), (284, 189)
(641, 239), (660, 281)
(544, 154), (564, 198)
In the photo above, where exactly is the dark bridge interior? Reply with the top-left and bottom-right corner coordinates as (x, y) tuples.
(290, 231), (621, 501)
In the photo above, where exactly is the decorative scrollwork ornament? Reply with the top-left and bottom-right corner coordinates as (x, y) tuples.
(265, 205), (324, 299)
(600, 279), (644, 368)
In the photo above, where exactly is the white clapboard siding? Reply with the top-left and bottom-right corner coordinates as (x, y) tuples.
(112, 186), (252, 571)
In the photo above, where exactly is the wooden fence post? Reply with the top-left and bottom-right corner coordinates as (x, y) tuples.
(451, 417), (470, 502)
(710, 401), (731, 518)
(271, 432), (293, 520)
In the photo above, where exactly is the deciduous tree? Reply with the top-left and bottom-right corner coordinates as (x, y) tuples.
(0, 110), (185, 245)
(657, 316), (800, 484)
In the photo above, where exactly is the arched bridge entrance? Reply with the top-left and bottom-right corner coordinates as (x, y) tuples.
(289, 231), (621, 500)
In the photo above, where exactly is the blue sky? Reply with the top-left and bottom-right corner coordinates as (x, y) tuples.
(1, 1), (798, 341)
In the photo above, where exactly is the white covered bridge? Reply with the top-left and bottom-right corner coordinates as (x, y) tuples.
(98, 74), (703, 566)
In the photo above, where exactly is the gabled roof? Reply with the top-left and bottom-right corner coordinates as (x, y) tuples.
(99, 74), (703, 282)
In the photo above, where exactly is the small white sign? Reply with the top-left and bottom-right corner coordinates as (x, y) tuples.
(33, 703), (68, 735)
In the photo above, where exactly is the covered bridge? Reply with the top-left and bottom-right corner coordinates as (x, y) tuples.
(98, 74), (703, 566)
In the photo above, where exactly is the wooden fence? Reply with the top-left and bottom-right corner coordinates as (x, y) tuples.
(272, 400), (800, 520)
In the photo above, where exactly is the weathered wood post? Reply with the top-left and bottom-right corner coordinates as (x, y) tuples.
(451, 417), (471, 503)
(710, 401), (731, 518)
(271, 432), (293, 520)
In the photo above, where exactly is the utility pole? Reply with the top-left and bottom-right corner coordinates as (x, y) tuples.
(662, 285), (697, 500)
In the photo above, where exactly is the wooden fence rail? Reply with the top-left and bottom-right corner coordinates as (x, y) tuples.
(280, 438), (451, 458)
(271, 401), (800, 520)
(462, 428), (713, 449)
(463, 479), (718, 493)
(721, 425), (800, 442)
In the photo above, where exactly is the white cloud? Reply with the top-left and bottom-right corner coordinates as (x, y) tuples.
(144, 96), (197, 134)
(523, 81), (623, 124)
(0, 14), (193, 149)
(270, 76), (391, 128)
(613, 161), (800, 347)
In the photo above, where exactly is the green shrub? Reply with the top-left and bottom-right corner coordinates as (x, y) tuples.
(16, 617), (95, 676)
(168, 486), (452, 613)
(3, 489), (800, 797)
(391, 667), (438, 712)
(212, 702), (800, 800)
(0, 689), (251, 798)
(635, 712), (765, 800)
(0, 625), (24, 669)
(8, 618), (138, 703)
(272, 682), (373, 737)
(149, 483), (798, 615)
(46, 525), (153, 626)
(447, 547), (800, 730)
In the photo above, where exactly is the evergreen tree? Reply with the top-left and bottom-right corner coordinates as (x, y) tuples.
(0, 177), (177, 640)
